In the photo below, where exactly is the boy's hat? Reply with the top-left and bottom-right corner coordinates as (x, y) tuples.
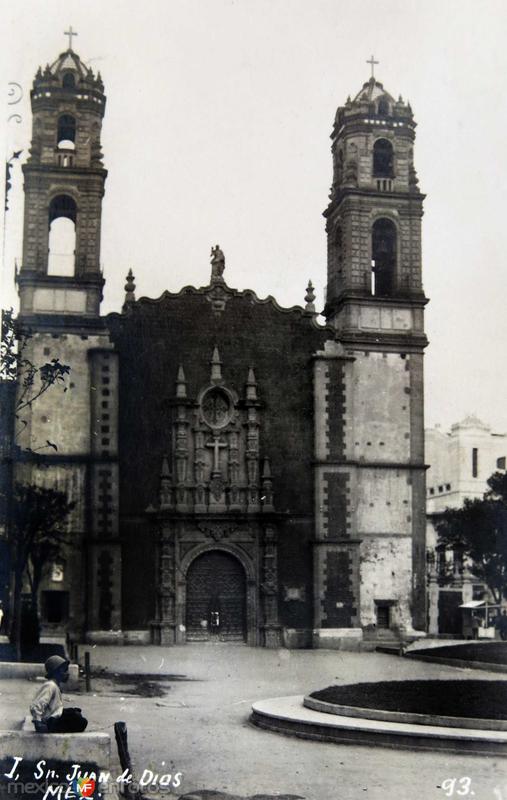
(45, 655), (69, 676)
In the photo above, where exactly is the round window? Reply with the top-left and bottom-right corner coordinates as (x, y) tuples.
(202, 388), (231, 428)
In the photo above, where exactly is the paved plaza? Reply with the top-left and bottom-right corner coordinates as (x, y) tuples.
(1, 645), (506, 800)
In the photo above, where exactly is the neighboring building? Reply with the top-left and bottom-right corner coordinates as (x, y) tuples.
(10, 43), (428, 648)
(426, 415), (507, 635)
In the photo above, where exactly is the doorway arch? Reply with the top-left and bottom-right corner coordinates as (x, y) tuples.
(185, 549), (247, 642)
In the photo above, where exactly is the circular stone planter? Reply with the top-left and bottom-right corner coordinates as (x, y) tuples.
(306, 680), (507, 731)
(250, 696), (507, 756)
(304, 695), (507, 732)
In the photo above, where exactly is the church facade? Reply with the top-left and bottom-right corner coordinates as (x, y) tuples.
(12, 46), (428, 648)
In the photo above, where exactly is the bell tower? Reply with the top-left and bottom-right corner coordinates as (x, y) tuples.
(13, 39), (122, 643)
(17, 35), (107, 317)
(324, 68), (426, 328)
(312, 65), (428, 646)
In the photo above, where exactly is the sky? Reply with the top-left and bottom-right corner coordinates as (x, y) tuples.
(1, 0), (506, 433)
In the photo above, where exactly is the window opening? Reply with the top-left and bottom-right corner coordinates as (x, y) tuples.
(376, 603), (390, 629)
(373, 139), (394, 178)
(202, 388), (232, 428)
(453, 548), (464, 575)
(57, 153), (74, 167)
(57, 114), (76, 150)
(472, 584), (485, 601)
(472, 448), (478, 478)
(47, 194), (77, 276)
(371, 218), (396, 296)
(62, 73), (75, 90)
(436, 547), (447, 576)
(42, 591), (69, 624)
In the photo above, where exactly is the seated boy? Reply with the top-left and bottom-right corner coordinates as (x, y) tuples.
(30, 655), (88, 733)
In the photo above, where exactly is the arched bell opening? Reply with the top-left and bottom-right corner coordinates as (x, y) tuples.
(371, 217), (397, 297)
(57, 114), (76, 150)
(47, 194), (77, 276)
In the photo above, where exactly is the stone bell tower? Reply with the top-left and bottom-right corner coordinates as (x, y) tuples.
(324, 69), (425, 315)
(14, 36), (121, 643)
(17, 32), (107, 317)
(313, 64), (428, 646)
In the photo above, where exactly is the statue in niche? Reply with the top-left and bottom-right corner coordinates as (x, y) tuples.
(210, 245), (225, 279)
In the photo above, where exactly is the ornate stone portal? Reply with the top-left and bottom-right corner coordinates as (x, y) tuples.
(150, 346), (282, 647)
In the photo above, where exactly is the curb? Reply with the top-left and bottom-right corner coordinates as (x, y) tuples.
(405, 652), (507, 674)
(251, 696), (507, 756)
(303, 695), (507, 732)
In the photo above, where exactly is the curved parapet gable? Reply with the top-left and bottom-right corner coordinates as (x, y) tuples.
(109, 280), (334, 334)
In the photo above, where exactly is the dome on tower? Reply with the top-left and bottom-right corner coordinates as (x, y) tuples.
(333, 74), (415, 135)
(49, 49), (92, 83)
(32, 47), (104, 94)
(353, 77), (396, 106)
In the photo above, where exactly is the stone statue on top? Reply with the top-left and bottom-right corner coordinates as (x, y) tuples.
(210, 245), (225, 281)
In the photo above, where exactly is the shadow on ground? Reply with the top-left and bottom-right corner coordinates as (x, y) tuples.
(91, 670), (200, 698)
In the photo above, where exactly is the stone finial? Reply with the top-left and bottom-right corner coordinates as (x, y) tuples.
(124, 269), (136, 304)
(246, 366), (258, 401)
(210, 346), (222, 382)
(210, 245), (225, 282)
(304, 280), (316, 313)
(176, 365), (187, 399)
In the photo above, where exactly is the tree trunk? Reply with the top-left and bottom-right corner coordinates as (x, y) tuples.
(30, 560), (42, 645)
(10, 567), (23, 662)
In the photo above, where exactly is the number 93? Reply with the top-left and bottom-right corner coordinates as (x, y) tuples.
(442, 777), (472, 796)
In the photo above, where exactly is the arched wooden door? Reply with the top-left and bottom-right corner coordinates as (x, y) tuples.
(186, 550), (246, 642)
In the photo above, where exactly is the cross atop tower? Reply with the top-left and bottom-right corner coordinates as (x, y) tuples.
(64, 26), (78, 50)
(366, 55), (379, 79)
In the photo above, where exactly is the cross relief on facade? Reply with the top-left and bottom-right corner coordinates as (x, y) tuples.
(205, 435), (228, 474)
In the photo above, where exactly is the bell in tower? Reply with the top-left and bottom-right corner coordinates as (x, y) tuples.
(17, 29), (107, 318)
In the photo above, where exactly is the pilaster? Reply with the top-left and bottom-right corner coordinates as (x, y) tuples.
(312, 340), (361, 647)
(261, 525), (282, 647)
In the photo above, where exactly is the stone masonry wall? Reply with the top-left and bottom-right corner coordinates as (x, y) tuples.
(18, 332), (111, 454)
